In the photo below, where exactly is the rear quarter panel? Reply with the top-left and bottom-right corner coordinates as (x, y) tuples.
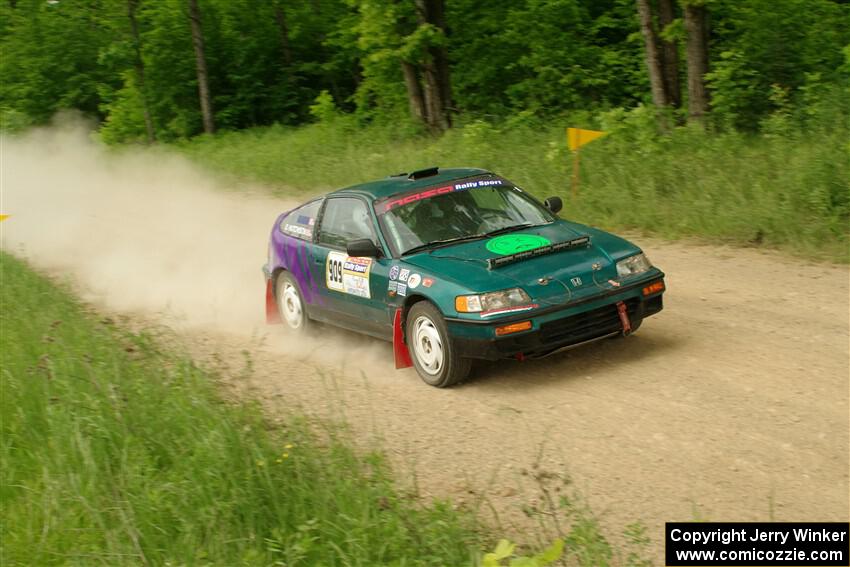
(268, 213), (324, 307)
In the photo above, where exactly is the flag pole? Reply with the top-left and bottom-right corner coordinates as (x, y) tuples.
(572, 146), (580, 198)
(567, 127), (607, 200)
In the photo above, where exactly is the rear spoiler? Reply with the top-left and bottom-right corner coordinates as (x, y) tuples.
(487, 236), (591, 269)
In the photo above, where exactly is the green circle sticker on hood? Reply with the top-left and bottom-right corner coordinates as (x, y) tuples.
(486, 234), (552, 255)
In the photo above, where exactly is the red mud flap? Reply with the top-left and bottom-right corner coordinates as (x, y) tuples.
(392, 308), (413, 369)
(616, 300), (632, 335)
(265, 279), (281, 324)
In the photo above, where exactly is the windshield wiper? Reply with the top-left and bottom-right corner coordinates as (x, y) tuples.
(482, 223), (535, 237)
(402, 234), (486, 256)
(400, 223), (550, 256)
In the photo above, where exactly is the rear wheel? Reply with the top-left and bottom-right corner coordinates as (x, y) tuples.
(276, 272), (310, 333)
(406, 302), (470, 388)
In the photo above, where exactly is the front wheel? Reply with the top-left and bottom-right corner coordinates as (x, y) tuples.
(275, 272), (310, 333)
(406, 302), (471, 388)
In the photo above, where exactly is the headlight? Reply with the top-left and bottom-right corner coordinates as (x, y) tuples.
(455, 287), (531, 313)
(616, 253), (652, 278)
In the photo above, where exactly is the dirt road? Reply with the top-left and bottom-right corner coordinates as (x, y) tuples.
(4, 126), (848, 559)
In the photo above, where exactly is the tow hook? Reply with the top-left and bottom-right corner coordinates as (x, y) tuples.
(616, 301), (632, 335)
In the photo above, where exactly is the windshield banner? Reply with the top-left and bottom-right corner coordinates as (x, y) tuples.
(376, 175), (509, 213)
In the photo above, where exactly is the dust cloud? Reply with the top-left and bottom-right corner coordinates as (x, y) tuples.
(0, 119), (393, 369)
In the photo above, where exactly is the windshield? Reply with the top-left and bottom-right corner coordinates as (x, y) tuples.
(377, 184), (555, 256)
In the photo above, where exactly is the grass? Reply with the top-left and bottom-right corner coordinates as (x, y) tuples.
(0, 252), (654, 567)
(175, 113), (850, 262)
(0, 251), (482, 566)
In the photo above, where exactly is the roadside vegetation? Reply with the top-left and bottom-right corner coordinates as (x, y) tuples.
(176, 109), (849, 262)
(0, 252), (481, 565)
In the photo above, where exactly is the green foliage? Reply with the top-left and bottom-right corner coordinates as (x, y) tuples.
(447, 0), (647, 117)
(2, 0), (848, 134)
(1, 0), (359, 141)
(341, 0), (443, 124)
(703, 50), (760, 129)
(707, 0), (850, 130)
(482, 538), (564, 567)
(0, 252), (482, 565)
(0, 0), (122, 124)
(98, 71), (152, 144)
(514, 466), (655, 566)
(309, 89), (340, 123)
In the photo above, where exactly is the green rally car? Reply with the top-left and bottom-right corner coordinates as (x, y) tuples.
(264, 167), (665, 387)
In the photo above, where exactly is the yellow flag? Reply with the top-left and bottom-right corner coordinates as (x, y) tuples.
(567, 127), (606, 151)
(0, 214), (9, 222)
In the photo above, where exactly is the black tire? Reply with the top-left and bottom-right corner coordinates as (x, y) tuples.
(275, 272), (311, 333)
(406, 301), (471, 388)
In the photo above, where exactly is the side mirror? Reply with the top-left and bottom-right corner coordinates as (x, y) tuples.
(544, 196), (563, 214)
(346, 238), (381, 258)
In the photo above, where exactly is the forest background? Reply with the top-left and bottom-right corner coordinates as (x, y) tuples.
(1, 0), (849, 259)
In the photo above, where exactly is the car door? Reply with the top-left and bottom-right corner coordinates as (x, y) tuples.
(312, 196), (392, 338)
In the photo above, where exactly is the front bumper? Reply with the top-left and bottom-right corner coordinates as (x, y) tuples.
(449, 277), (665, 360)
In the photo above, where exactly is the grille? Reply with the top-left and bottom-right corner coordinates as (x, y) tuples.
(539, 298), (640, 345)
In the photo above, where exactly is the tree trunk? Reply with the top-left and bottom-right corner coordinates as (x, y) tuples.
(128, 0), (155, 143)
(423, 0), (452, 125)
(414, 0), (452, 131)
(684, 3), (710, 122)
(421, 62), (447, 132)
(401, 61), (426, 124)
(657, 0), (681, 109)
(636, 0), (668, 109)
(274, 2), (293, 67)
(188, 0), (215, 134)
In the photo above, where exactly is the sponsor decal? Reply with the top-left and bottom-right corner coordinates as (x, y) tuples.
(486, 233), (552, 256)
(396, 283), (407, 297)
(326, 251), (372, 298)
(376, 176), (508, 212)
(343, 258), (370, 274)
(389, 265), (400, 280)
(479, 304), (539, 318)
(570, 276), (583, 287)
(453, 178), (502, 190)
(422, 277), (434, 288)
(407, 273), (422, 289)
(388, 280), (398, 296)
(399, 268), (410, 282)
(283, 223), (312, 239)
(297, 215), (312, 225)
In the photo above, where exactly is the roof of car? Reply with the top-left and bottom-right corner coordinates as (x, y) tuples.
(331, 167), (493, 200)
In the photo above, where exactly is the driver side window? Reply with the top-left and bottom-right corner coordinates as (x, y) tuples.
(318, 198), (377, 249)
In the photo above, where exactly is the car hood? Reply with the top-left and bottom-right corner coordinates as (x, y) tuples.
(402, 220), (644, 304)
